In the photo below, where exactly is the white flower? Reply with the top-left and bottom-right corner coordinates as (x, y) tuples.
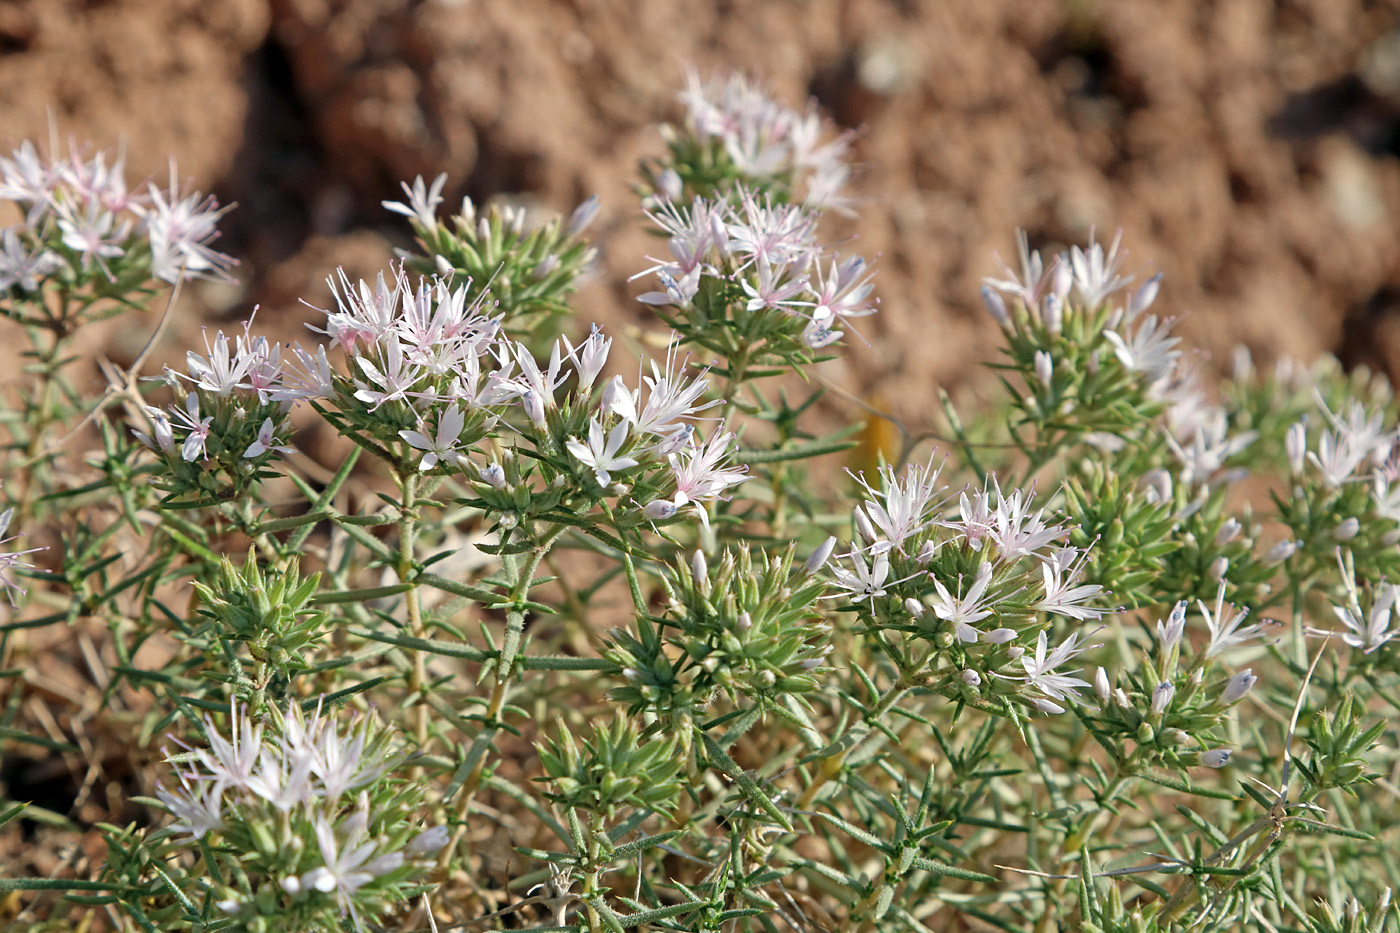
(399, 403), (469, 471)
(1327, 582), (1399, 654)
(1017, 630), (1094, 702)
(1201, 748), (1232, 768)
(0, 226), (61, 292)
(566, 417), (639, 487)
(382, 172), (447, 229)
(1033, 547), (1105, 621)
(983, 229), (1049, 308)
(1104, 314), (1181, 383)
(850, 456), (945, 555)
(929, 562), (995, 642)
(564, 325), (611, 392)
(1156, 600), (1188, 649)
(301, 806), (387, 931)
(155, 771), (224, 840)
(828, 549), (897, 605)
(170, 394), (213, 463)
(244, 418), (295, 459)
(1070, 229), (1132, 307)
(1198, 581), (1268, 658)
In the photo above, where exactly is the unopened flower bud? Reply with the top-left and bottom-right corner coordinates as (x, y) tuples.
(1034, 350), (1053, 387)
(962, 669), (981, 686)
(1223, 668), (1257, 703)
(1162, 728), (1191, 746)
(1157, 600), (1187, 649)
(479, 462), (506, 489)
(1113, 687), (1132, 708)
(1286, 421), (1307, 474)
(854, 507), (877, 544)
(1209, 556), (1229, 582)
(435, 254), (455, 277)
(568, 195), (600, 236)
(1034, 697), (1065, 714)
(1334, 517), (1360, 541)
(803, 536), (838, 576)
(1201, 747), (1232, 768)
(1151, 681), (1175, 715)
(1095, 667), (1111, 702)
(610, 482), (630, 497)
(1129, 272), (1162, 317)
(1265, 539), (1298, 565)
(691, 550), (708, 586)
(655, 167), (683, 201)
(408, 823), (445, 851)
(644, 499), (678, 520)
(916, 540), (937, 564)
(1006, 646), (1025, 661)
(983, 627), (1017, 644)
(1215, 519), (1242, 545)
(980, 285), (1009, 326)
(1052, 257), (1073, 303)
(520, 389), (546, 427)
(904, 597), (925, 619)
(281, 876), (301, 895)
(1136, 722), (1156, 744)
(1140, 468), (1172, 504)
(600, 375), (632, 418)
(1043, 293), (1063, 334)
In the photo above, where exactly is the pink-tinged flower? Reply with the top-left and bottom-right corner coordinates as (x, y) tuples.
(244, 418), (295, 459)
(133, 406), (178, 456)
(987, 482), (1066, 559)
(827, 549), (895, 605)
(1317, 581), (1400, 654)
(274, 343), (336, 402)
(155, 769), (224, 840)
(667, 428), (748, 525)
(566, 417), (639, 487)
(0, 508), (45, 606)
(301, 807), (385, 931)
(191, 704), (263, 797)
(626, 341), (720, 437)
(0, 141), (56, 224)
(382, 172), (447, 229)
(850, 456), (946, 555)
(724, 187), (819, 269)
(318, 268), (402, 351)
(808, 254), (877, 321)
(741, 254), (810, 313)
(170, 394), (213, 463)
(564, 325), (612, 392)
(57, 199), (128, 277)
(1104, 314), (1181, 383)
(399, 403), (469, 471)
(0, 227), (62, 292)
(144, 168), (236, 284)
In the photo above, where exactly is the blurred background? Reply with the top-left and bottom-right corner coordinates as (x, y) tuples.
(2, 0), (1400, 428)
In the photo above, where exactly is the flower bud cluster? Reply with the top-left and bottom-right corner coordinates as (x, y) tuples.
(605, 544), (831, 730)
(385, 172), (599, 337)
(538, 716), (684, 819)
(153, 701), (441, 933)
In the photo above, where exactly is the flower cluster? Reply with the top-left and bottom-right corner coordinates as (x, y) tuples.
(636, 186), (876, 359)
(386, 172), (599, 337)
(823, 458), (1112, 716)
(135, 318), (299, 500)
(154, 701), (442, 933)
(0, 140), (233, 294)
(656, 67), (855, 211)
